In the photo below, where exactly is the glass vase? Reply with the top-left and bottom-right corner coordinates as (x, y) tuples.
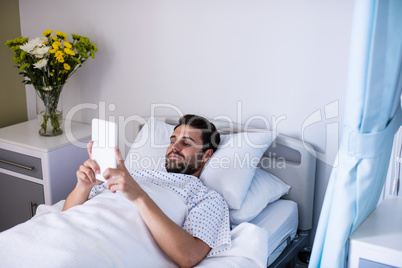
(34, 85), (64, 136)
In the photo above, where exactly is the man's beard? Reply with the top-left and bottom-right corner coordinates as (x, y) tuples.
(165, 152), (204, 175)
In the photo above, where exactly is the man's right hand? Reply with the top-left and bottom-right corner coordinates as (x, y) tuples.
(76, 141), (103, 190)
(62, 141), (103, 211)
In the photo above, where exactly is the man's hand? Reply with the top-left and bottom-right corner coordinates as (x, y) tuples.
(103, 147), (146, 202)
(62, 141), (103, 211)
(76, 141), (103, 190)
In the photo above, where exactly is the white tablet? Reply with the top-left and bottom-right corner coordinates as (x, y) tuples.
(91, 118), (118, 182)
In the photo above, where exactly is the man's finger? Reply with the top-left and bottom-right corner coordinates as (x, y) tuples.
(102, 167), (120, 181)
(115, 147), (125, 167)
(87, 141), (94, 158)
(78, 165), (96, 184)
(85, 159), (100, 174)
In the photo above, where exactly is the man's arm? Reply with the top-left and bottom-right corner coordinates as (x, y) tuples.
(136, 191), (210, 267)
(63, 141), (101, 211)
(104, 148), (211, 268)
(62, 183), (92, 211)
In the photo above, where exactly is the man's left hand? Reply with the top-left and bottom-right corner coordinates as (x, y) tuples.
(103, 147), (146, 202)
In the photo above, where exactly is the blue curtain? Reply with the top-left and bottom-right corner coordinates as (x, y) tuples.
(309, 0), (402, 267)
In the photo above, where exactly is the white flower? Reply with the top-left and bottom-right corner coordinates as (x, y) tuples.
(19, 37), (47, 53)
(31, 37), (46, 45)
(32, 46), (50, 58)
(33, 58), (48, 69)
(19, 40), (37, 53)
(39, 36), (48, 43)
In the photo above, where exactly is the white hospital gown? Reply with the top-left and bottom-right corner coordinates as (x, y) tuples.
(89, 169), (231, 257)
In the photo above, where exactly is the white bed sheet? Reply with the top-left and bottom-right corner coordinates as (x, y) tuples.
(0, 192), (269, 268)
(196, 222), (269, 268)
(249, 199), (298, 265)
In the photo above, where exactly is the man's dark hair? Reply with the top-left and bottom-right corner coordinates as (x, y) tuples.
(174, 114), (220, 153)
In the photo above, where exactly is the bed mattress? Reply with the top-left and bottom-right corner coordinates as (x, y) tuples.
(249, 199), (298, 265)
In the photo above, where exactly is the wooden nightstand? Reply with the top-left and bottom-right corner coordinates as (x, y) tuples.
(349, 197), (402, 268)
(0, 120), (91, 231)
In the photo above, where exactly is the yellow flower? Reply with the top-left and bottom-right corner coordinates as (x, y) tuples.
(55, 50), (64, 62)
(64, 42), (72, 49)
(56, 31), (68, 41)
(64, 47), (75, 56)
(52, 41), (62, 49)
(43, 30), (52, 37)
(6, 30), (97, 88)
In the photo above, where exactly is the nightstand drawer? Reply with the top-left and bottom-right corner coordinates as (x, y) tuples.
(0, 148), (43, 179)
(0, 172), (45, 231)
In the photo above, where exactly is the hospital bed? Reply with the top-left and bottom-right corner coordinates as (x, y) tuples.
(0, 116), (316, 268)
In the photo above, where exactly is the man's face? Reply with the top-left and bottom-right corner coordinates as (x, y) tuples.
(165, 125), (206, 176)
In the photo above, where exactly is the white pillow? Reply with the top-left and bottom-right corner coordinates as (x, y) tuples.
(199, 131), (276, 209)
(229, 168), (291, 224)
(125, 117), (174, 173)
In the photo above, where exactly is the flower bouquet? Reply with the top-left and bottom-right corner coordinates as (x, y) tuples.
(5, 30), (97, 136)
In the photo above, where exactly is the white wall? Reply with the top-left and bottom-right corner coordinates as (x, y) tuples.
(19, 0), (355, 243)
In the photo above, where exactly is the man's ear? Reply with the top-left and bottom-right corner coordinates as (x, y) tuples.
(202, 149), (214, 163)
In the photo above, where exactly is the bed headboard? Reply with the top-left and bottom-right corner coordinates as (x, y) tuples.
(261, 134), (316, 231)
(136, 116), (317, 231)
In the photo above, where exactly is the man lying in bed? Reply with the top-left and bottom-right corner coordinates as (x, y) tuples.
(62, 114), (230, 267)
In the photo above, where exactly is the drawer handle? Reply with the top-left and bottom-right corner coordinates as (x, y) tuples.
(29, 201), (38, 218)
(0, 159), (34, 171)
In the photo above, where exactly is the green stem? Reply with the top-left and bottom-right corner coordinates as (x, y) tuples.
(35, 85), (63, 136)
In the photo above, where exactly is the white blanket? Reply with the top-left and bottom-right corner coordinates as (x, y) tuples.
(0, 190), (178, 268)
(0, 187), (268, 267)
(196, 223), (269, 268)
